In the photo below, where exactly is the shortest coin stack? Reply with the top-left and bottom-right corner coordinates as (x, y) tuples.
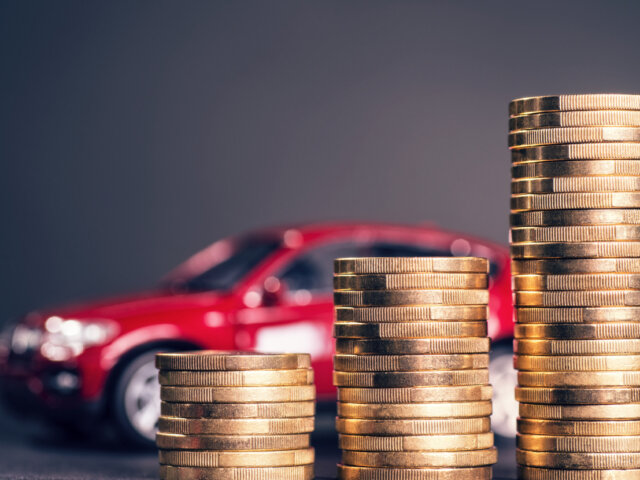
(333, 257), (497, 480)
(155, 351), (315, 480)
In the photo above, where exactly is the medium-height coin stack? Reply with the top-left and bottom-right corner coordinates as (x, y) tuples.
(510, 94), (640, 479)
(155, 351), (316, 480)
(333, 257), (497, 480)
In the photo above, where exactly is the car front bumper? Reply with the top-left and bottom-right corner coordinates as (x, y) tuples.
(0, 369), (104, 426)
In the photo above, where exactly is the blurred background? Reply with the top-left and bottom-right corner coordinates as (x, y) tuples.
(2, 1), (640, 478)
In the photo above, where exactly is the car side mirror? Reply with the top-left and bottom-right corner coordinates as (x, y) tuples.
(261, 277), (289, 307)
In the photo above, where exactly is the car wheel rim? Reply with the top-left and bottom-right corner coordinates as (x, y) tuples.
(123, 358), (160, 441)
(489, 349), (518, 438)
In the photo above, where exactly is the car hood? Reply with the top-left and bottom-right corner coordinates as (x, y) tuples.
(31, 290), (230, 324)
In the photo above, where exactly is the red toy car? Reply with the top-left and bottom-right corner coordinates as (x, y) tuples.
(0, 222), (515, 446)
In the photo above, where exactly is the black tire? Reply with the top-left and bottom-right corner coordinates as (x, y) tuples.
(112, 349), (168, 448)
(489, 340), (517, 440)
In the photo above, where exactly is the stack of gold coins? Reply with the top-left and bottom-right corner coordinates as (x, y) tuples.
(510, 94), (640, 479)
(155, 351), (315, 480)
(333, 257), (497, 480)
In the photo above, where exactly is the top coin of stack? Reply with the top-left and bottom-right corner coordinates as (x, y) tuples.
(509, 94), (640, 479)
(155, 351), (315, 480)
(333, 257), (497, 480)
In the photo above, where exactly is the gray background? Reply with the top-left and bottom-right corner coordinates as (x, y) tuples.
(3, 0), (640, 321)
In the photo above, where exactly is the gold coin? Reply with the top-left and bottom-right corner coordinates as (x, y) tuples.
(333, 370), (489, 388)
(337, 465), (492, 480)
(518, 466), (640, 480)
(519, 371), (640, 387)
(512, 242), (640, 259)
(509, 127), (640, 149)
(158, 448), (315, 467)
(518, 419), (640, 436)
(334, 353), (489, 372)
(339, 433), (494, 452)
(334, 290), (489, 307)
(158, 416), (315, 435)
(512, 143), (640, 162)
(334, 257), (488, 274)
(516, 307), (640, 323)
(341, 434), (495, 456)
(512, 176), (640, 194)
(159, 465), (314, 480)
(510, 110), (640, 131)
(509, 94), (640, 116)
(335, 417), (491, 435)
(514, 323), (640, 339)
(515, 355), (640, 372)
(513, 160), (640, 179)
(512, 226), (640, 243)
(335, 306), (488, 322)
(158, 369), (314, 387)
(515, 339), (640, 355)
(513, 273), (640, 291)
(513, 258), (640, 274)
(516, 387), (640, 405)
(333, 321), (487, 339)
(517, 433), (640, 453)
(155, 432), (310, 450)
(520, 403), (640, 420)
(337, 401), (492, 419)
(334, 273), (487, 290)
(516, 448), (640, 469)
(155, 351), (310, 371)
(511, 192), (640, 212)
(336, 338), (490, 355)
(160, 385), (316, 403)
(516, 290), (640, 307)
(337, 385), (493, 403)
(160, 401), (315, 419)
(515, 290), (640, 307)
(511, 209), (640, 227)
(342, 448), (497, 468)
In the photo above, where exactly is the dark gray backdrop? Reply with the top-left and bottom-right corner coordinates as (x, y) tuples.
(3, 0), (640, 322)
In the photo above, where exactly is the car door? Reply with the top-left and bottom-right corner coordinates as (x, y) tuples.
(234, 240), (371, 397)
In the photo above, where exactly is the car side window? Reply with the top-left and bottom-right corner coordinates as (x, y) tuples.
(278, 242), (370, 295)
(371, 242), (452, 258)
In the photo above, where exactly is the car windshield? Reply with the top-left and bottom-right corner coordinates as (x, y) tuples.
(179, 237), (281, 292)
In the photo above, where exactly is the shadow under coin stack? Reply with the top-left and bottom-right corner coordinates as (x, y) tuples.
(509, 94), (640, 479)
(332, 257), (497, 480)
(155, 351), (316, 480)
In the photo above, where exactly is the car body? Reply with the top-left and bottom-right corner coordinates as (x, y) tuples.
(0, 222), (515, 445)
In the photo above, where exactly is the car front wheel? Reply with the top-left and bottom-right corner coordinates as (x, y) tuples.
(112, 349), (166, 448)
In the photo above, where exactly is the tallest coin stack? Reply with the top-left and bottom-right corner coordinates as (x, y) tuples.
(509, 94), (640, 479)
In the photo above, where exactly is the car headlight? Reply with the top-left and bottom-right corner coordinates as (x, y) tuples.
(11, 324), (42, 355)
(40, 316), (119, 362)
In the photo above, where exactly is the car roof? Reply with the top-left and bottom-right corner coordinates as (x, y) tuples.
(252, 221), (507, 251)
